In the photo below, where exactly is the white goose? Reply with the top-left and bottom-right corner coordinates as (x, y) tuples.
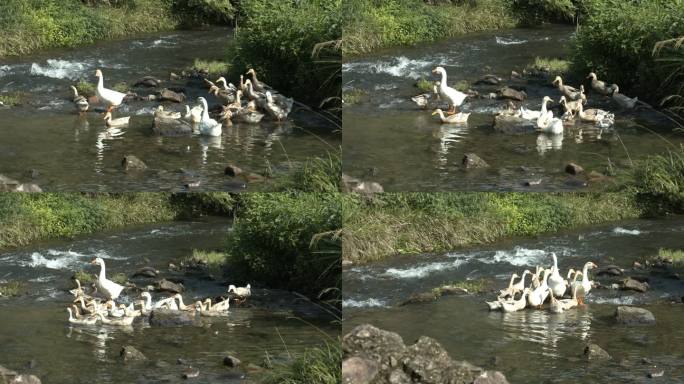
(558, 284), (580, 311)
(183, 104), (203, 124)
(228, 284), (251, 298)
(548, 288), (564, 314)
(431, 109), (470, 124)
(536, 104), (564, 135)
(197, 97), (222, 137)
(199, 298), (230, 317)
(548, 253), (567, 298)
(70, 86), (89, 113)
(571, 261), (598, 305)
(432, 66), (467, 114)
(500, 288), (531, 313)
(67, 307), (98, 325)
(506, 270), (532, 298)
(498, 273), (520, 298)
(103, 112), (130, 128)
(95, 69), (127, 113)
(528, 269), (550, 308)
(91, 257), (124, 300)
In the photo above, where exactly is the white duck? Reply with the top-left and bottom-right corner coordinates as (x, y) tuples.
(536, 107), (564, 135)
(154, 105), (181, 119)
(432, 66), (467, 114)
(500, 288), (531, 313)
(173, 294), (197, 312)
(548, 253), (567, 298)
(199, 298), (230, 317)
(611, 86), (638, 109)
(96, 312), (135, 326)
(528, 269), (550, 308)
(197, 97), (222, 137)
(183, 104), (203, 124)
(103, 111), (130, 128)
(95, 69), (127, 113)
(508, 270), (532, 297)
(228, 284), (251, 298)
(547, 288), (564, 314)
(558, 284), (580, 311)
(70, 86), (89, 113)
(153, 295), (179, 310)
(67, 307), (98, 325)
(91, 257), (124, 300)
(431, 109), (470, 124)
(498, 273), (520, 298)
(571, 261), (598, 305)
(264, 91), (293, 121)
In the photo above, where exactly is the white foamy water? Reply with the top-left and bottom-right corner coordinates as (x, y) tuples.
(384, 259), (466, 279)
(592, 296), (636, 305)
(344, 56), (433, 79)
(28, 252), (77, 269)
(25, 248), (125, 269)
(29, 59), (87, 80)
(343, 298), (387, 308)
(612, 227), (641, 235)
(482, 247), (550, 267)
(0, 65), (13, 77)
(495, 36), (528, 45)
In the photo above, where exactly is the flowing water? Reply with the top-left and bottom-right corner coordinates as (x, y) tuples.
(0, 218), (337, 383)
(0, 28), (339, 192)
(343, 217), (684, 383)
(342, 26), (684, 191)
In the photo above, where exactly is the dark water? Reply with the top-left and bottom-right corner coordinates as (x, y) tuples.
(343, 217), (684, 383)
(0, 219), (337, 383)
(342, 26), (684, 191)
(0, 28), (339, 192)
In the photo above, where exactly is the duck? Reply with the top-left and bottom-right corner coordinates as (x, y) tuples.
(70, 86), (89, 113)
(245, 68), (270, 92)
(154, 105), (181, 119)
(197, 97), (222, 136)
(547, 288), (564, 314)
(69, 279), (85, 297)
(95, 69), (127, 113)
(228, 284), (251, 298)
(243, 79), (267, 104)
(500, 288), (531, 313)
(536, 108), (563, 135)
(528, 269), (550, 308)
(173, 294), (197, 312)
(548, 253), (567, 298)
(576, 103), (614, 127)
(152, 295), (179, 310)
(67, 307), (98, 325)
(183, 104), (203, 124)
(209, 85), (236, 105)
(103, 112), (130, 128)
(571, 261), (598, 305)
(498, 273), (520, 298)
(199, 298), (230, 317)
(90, 257), (124, 300)
(431, 109), (470, 124)
(552, 76), (582, 101)
(96, 312), (135, 326)
(559, 96), (582, 117)
(558, 284), (580, 311)
(566, 268), (576, 281)
(140, 292), (153, 311)
(611, 86), (638, 109)
(412, 93), (432, 109)
(236, 108), (265, 124)
(74, 296), (105, 316)
(509, 270), (532, 296)
(485, 299), (503, 311)
(432, 66), (467, 114)
(264, 91), (293, 121)
(587, 72), (618, 96)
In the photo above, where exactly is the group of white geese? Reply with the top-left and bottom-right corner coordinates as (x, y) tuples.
(66, 257), (251, 326)
(68, 68), (293, 137)
(415, 66), (639, 134)
(485, 253), (598, 314)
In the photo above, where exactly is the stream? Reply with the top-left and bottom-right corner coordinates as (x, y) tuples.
(0, 27), (339, 192)
(0, 218), (338, 383)
(343, 217), (684, 383)
(342, 25), (684, 191)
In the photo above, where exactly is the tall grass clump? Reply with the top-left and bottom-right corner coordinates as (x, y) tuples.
(510, 0), (578, 26)
(572, 0), (684, 101)
(632, 146), (684, 215)
(342, 0), (516, 56)
(653, 36), (684, 125)
(268, 152), (341, 194)
(263, 342), (341, 384)
(229, 0), (341, 105)
(226, 193), (341, 297)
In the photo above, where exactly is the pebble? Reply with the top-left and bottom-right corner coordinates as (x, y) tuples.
(648, 370), (664, 378)
(182, 367), (200, 379)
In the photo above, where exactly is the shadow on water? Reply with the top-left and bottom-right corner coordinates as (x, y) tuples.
(343, 217), (684, 383)
(0, 218), (338, 383)
(0, 27), (340, 192)
(342, 25), (684, 191)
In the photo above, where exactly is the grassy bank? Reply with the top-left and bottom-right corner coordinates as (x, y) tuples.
(263, 342), (341, 384)
(342, 192), (642, 264)
(342, 0), (517, 56)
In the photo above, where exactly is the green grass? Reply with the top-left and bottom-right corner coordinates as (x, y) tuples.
(73, 269), (96, 284)
(262, 342), (341, 384)
(632, 146), (684, 214)
(432, 278), (491, 296)
(526, 57), (570, 77)
(415, 78), (434, 92)
(186, 249), (228, 277)
(342, 88), (368, 105)
(266, 152), (341, 194)
(74, 80), (95, 98)
(342, 0), (517, 56)
(656, 248), (684, 265)
(0, 281), (25, 296)
(343, 192), (642, 264)
(190, 58), (231, 77)
(111, 272), (128, 285)
(0, 93), (23, 106)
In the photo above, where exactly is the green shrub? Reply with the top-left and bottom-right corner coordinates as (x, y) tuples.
(0, 281), (25, 296)
(510, 0), (577, 26)
(172, 0), (234, 26)
(263, 342), (341, 384)
(268, 152), (341, 194)
(189, 59), (231, 76)
(633, 146), (684, 214)
(226, 193), (341, 296)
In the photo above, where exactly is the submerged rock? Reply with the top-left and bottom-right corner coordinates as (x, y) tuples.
(565, 163), (584, 175)
(222, 355), (241, 367)
(152, 117), (192, 136)
(498, 87), (526, 101)
(120, 346), (147, 362)
(159, 88), (185, 103)
(10, 375), (42, 384)
(0, 175), (42, 192)
(224, 164), (244, 177)
(621, 277), (649, 292)
(615, 306), (656, 325)
(462, 153), (490, 169)
(584, 344), (611, 361)
(342, 356), (379, 384)
(133, 76), (160, 88)
(156, 279), (184, 293)
(149, 309), (194, 327)
(597, 265), (623, 277)
(399, 292), (438, 306)
(121, 155), (147, 171)
(133, 267), (158, 278)
(182, 367), (200, 379)
(341, 173), (384, 194)
(475, 75), (502, 86)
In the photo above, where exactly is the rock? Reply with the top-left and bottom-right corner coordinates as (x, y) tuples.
(475, 75), (502, 85)
(0, 175), (42, 192)
(342, 324), (407, 364)
(152, 117), (192, 136)
(399, 292), (438, 306)
(498, 87), (526, 101)
(510, 70), (521, 79)
(133, 76), (160, 88)
(524, 179), (542, 186)
(222, 355), (241, 367)
(439, 286), (469, 295)
(120, 346), (147, 362)
(24, 360), (36, 370)
(462, 153), (490, 169)
(342, 357), (379, 384)
(621, 277), (649, 292)
(474, 371), (510, 384)
(388, 369), (410, 384)
(156, 279), (184, 293)
(642, 357), (654, 365)
(633, 261), (643, 269)
(182, 367), (200, 379)
(597, 265), (623, 276)
(584, 344), (611, 361)
(26, 169), (39, 179)
(0, 364), (18, 379)
(588, 170), (608, 181)
(648, 370), (664, 378)
(132, 267), (158, 278)
(170, 72), (180, 81)
(615, 306), (656, 325)
(177, 358), (187, 365)
(353, 181), (384, 194)
(224, 164), (244, 177)
(159, 88), (185, 103)
(122, 155), (147, 171)
(402, 336), (481, 383)
(565, 163), (584, 175)
(9, 375), (41, 384)
(150, 309), (194, 326)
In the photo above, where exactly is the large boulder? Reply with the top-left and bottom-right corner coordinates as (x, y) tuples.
(342, 356), (379, 384)
(152, 117), (192, 136)
(149, 309), (194, 327)
(497, 87), (526, 101)
(159, 88), (185, 103)
(10, 375), (42, 384)
(615, 306), (656, 325)
(156, 279), (184, 293)
(621, 277), (649, 292)
(402, 336), (481, 383)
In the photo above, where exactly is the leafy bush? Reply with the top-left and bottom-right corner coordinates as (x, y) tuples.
(510, 0), (577, 26)
(226, 193), (341, 296)
(172, 0), (234, 26)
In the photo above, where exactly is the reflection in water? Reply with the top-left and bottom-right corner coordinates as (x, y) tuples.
(536, 133), (564, 154)
(432, 123), (468, 166)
